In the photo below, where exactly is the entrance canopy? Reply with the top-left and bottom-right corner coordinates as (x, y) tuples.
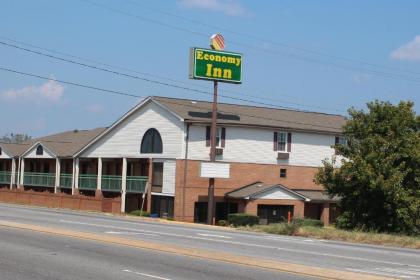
(225, 181), (339, 203)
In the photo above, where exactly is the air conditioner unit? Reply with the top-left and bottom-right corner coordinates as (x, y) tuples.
(277, 152), (289, 160)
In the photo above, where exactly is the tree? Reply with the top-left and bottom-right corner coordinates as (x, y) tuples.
(315, 100), (420, 234)
(0, 133), (32, 143)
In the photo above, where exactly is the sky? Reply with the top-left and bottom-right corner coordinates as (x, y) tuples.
(0, 0), (419, 137)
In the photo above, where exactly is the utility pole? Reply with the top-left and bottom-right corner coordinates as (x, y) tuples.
(207, 80), (218, 225)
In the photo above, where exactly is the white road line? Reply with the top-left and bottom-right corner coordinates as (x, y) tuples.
(105, 231), (159, 237)
(59, 219), (420, 269)
(197, 233), (232, 239)
(123, 269), (172, 280)
(381, 268), (420, 276)
(346, 268), (414, 279)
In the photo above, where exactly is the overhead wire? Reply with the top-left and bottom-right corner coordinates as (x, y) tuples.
(0, 40), (346, 113)
(80, 0), (420, 83)
(0, 66), (344, 131)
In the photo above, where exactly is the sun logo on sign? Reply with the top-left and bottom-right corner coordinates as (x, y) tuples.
(210, 34), (225, 51)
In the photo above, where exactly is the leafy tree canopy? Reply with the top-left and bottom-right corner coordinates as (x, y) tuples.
(316, 100), (420, 234)
(0, 133), (32, 144)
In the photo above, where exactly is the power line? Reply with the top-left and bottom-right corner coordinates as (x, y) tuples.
(80, 0), (420, 83)
(127, 0), (420, 77)
(0, 35), (347, 113)
(0, 40), (345, 113)
(0, 66), (343, 131)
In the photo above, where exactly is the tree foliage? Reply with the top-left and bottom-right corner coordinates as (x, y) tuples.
(316, 100), (420, 234)
(0, 133), (32, 143)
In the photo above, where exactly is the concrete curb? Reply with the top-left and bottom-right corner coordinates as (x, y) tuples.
(0, 220), (396, 280)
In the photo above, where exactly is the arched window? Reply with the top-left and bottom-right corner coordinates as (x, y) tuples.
(141, 128), (162, 153)
(36, 145), (43, 155)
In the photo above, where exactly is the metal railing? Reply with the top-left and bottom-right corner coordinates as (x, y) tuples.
(126, 176), (148, 193)
(78, 174), (97, 190)
(60, 173), (73, 189)
(0, 171), (12, 184)
(101, 175), (122, 192)
(24, 172), (55, 187)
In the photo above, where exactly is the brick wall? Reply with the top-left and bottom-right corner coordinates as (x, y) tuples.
(0, 189), (121, 213)
(174, 159), (323, 222)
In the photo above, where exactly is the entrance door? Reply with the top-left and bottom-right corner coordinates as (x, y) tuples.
(194, 202), (208, 224)
(257, 205), (294, 224)
(215, 202), (238, 222)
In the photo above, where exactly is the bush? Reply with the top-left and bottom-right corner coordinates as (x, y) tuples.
(293, 218), (324, 228)
(217, 220), (228, 227)
(228, 213), (259, 227)
(260, 223), (300, 235)
(129, 210), (150, 217)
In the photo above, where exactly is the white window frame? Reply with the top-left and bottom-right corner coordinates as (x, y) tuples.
(277, 131), (287, 152)
(215, 127), (222, 148)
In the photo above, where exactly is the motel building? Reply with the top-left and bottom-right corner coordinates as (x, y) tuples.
(0, 96), (345, 225)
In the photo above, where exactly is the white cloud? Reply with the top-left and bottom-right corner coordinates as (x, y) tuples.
(390, 35), (420, 61)
(351, 73), (371, 84)
(85, 103), (105, 114)
(178, 0), (246, 16)
(1, 79), (64, 103)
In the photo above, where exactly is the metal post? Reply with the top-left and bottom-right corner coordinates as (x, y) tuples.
(207, 80), (218, 225)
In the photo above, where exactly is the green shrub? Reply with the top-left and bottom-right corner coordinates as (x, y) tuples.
(228, 213), (259, 227)
(260, 223), (300, 235)
(217, 220), (228, 227)
(129, 210), (150, 217)
(166, 217), (174, 221)
(293, 218), (324, 228)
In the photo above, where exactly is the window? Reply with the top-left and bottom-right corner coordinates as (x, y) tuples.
(337, 136), (347, 145)
(152, 162), (163, 188)
(277, 132), (287, 152)
(280, 168), (287, 178)
(141, 128), (163, 153)
(36, 145), (43, 155)
(215, 127), (222, 148)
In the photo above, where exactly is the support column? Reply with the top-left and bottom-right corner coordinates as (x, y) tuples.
(19, 158), (25, 189)
(146, 159), (153, 213)
(121, 157), (127, 213)
(96, 157), (102, 197)
(55, 158), (61, 193)
(320, 203), (330, 226)
(73, 158), (79, 195)
(10, 158), (16, 190)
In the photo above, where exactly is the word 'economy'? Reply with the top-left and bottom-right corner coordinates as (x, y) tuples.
(196, 50), (242, 67)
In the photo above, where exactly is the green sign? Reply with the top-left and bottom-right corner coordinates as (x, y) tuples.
(189, 47), (242, 84)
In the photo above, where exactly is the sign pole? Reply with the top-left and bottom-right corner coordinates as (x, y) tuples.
(207, 80), (218, 225)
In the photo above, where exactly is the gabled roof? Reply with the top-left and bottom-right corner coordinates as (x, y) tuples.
(226, 182), (340, 202)
(21, 128), (106, 158)
(225, 182), (308, 201)
(0, 142), (30, 157)
(152, 96), (346, 134)
(292, 190), (340, 203)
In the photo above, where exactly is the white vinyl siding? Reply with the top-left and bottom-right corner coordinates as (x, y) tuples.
(187, 125), (335, 167)
(161, 159), (176, 195)
(80, 102), (184, 159)
(0, 147), (11, 159)
(25, 145), (55, 159)
(252, 188), (302, 200)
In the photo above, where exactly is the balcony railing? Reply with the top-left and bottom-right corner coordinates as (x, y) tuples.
(102, 175), (122, 192)
(0, 171), (12, 184)
(126, 176), (148, 193)
(24, 172), (55, 187)
(60, 173), (73, 189)
(78, 174), (97, 190)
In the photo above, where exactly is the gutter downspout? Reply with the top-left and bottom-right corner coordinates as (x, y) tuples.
(182, 123), (190, 221)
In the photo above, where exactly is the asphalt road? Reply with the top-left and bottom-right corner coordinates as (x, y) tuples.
(0, 227), (311, 280)
(0, 203), (419, 279)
